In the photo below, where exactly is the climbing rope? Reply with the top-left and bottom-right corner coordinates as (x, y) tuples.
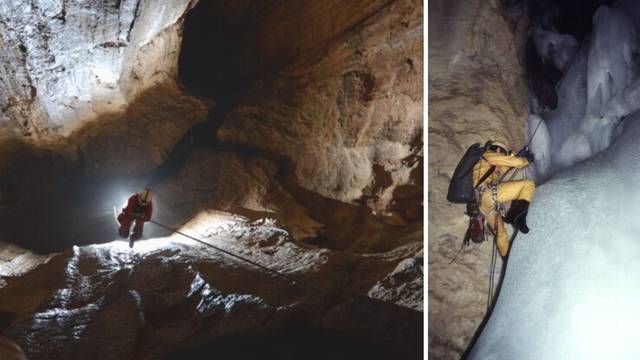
(147, 219), (369, 303)
(487, 236), (497, 312)
(148, 219), (312, 291)
(526, 117), (544, 149)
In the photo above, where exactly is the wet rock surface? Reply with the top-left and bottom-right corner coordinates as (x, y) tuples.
(0, 214), (422, 359)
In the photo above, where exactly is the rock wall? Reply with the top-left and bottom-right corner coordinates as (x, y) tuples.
(194, 0), (424, 215)
(0, 215), (422, 360)
(0, 0), (199, 136)
(428, 0), (528, 358)
(0, 2), (424, 350)
(0, 336), (26, 360)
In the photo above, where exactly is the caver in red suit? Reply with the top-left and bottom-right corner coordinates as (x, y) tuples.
(118, 188), (153, 246)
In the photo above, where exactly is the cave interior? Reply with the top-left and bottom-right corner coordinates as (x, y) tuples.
(0, 1), (424, 359)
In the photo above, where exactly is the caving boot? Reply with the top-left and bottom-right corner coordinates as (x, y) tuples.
(504, 199), (530, 233)
(129, 232), (141, 248)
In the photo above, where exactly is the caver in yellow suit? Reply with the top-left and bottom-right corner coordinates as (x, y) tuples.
(473, 142), (535, 257)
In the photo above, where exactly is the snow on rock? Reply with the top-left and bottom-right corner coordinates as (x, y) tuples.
(468, 107), (640, 359)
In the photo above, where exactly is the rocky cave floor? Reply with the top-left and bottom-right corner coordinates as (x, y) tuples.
(0, 210), (423, 360)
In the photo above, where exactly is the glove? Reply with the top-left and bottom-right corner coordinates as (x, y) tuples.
(524, 151), (535, 164)
(516, 147), (534, 163)
(516, 147), (528, 157)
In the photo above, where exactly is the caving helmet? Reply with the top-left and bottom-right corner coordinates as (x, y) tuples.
(138, 188), (152, 205)
(485, 140), (511, 155)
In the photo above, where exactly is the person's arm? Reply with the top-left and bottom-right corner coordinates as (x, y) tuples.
(144, 202), (153, 221)
(483, 151), (529, 169)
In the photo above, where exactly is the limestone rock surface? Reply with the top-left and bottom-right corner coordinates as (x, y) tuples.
(215, 0), (423, 215)
(0, 0), (199, 136)
(0, 1), (424, 354)
(0, 336), (26, 360)
(0, 213), (422, 360)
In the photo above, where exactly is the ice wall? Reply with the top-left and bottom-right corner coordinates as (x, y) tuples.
(468, 90), (640, 359)
(531, 1), (640, 179)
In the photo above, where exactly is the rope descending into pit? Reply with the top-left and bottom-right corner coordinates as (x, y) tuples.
(148, 219), (312, 290)
(487, 237), (497, 311)
(485, 167), (522, 312)
(149, 220), (369, 301)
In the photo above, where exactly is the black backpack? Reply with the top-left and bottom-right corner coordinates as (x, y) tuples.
(448, 143), (496, 246)
(447, 143), (495, 204)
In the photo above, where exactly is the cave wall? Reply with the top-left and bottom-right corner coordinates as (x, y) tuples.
(0, 0), (423, 233)
(0, 0), (200, 136)
(183, 0), (423, 217)
(174, 0), (424, 309)
(428, 0), (529, 358)
(0, 0), (423, 323)
(0, 335), (26, 360)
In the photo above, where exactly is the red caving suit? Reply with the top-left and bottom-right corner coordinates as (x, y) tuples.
(118, 194), (153, 240)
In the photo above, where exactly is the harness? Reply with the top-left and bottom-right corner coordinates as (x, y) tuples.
(123, 202), (148, 220)
(450, 158), (513, 263)
(474, 158), (502, 215)
(474, 161), (510, 244)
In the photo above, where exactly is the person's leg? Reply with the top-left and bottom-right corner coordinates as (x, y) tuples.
(496, 180), (535, 203)
(131, 220), (144, 240)
(487, 213), (510, 257)
(118, 213), (132, 239)
(499, 180), (535, 233)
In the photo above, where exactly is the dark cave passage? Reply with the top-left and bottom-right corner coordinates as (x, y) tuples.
(528, 0), (616, 40)
(166, 320), (395, 360)
(178, 1), (255, 100)
(523, 0), (617, 109)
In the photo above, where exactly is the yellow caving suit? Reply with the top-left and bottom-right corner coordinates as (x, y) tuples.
(473, 150), (535, 257)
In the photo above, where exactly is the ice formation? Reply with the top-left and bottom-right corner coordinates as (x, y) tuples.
(530, 1), (640, 179)
(467, 2), (640, 357)
(532, 25), (578, 72)
(468, 105), (640, 359)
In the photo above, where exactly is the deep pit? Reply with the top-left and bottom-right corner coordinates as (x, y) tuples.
(0, 1), (423, 359)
